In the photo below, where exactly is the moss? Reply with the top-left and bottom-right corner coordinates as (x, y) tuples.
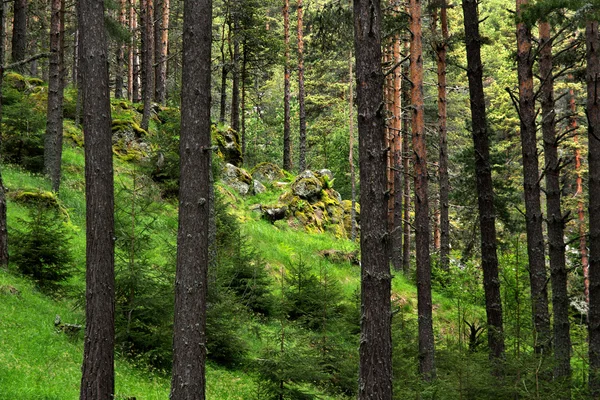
(112, 119), (148, 137)
(4, 72), (26, 90)
(26, 77), (44, 87)
(212, 124), (242, 166)
(63, 121), (84, 147)
(251, 162), (285, 183)
(11, 190), (69, 218)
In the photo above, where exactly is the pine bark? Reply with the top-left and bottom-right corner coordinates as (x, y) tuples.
(297, 0), (306, 171)
(410, 0), (435, 381)
(516, 0), (550, 354)
(140, 0), (154, 131)
(219, 21), (228, 124)
(587, 19), (600, 398)
(154, 0), (168, 104)
(353, 0), (392, 396)
(0, 0), (8, 268)
(539, 21), (571, 392)
(391, 32), (403, 271)
(78, 0), (115, 397)
(241, 42), (248, 161)
(169, 0), (212, 395)
(283, 0), (292, 171)
(11, 0), (27, 68)
(402, 41), (411, 276)
(348, 53), (357, 241)
(129, 0), (140, 102)
(115, 0), (126, 98)
(231, 17), (240, 133)
(45, 0), (65, 193)
(462, 0), (505, 364)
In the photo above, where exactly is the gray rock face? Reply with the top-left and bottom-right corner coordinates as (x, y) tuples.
(291, 175), (322, 200)
(318, 169), (334, 181)
(222, 163), (253, 195)
(251, 162), (285, 183)
(253, 180), (266, 194)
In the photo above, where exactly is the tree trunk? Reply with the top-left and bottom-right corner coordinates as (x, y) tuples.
(140, 0), (154, 131)
(539, 21), (571, 393)
(169, 0), (212, 397)
(11, 0), (27, 68)
(115, 0), (126, 98)
(154, 0), (168, 104)
(391, 31), (403, 271)
(462, 0), (505, 365)
(353, 0), (392, 397)
(241, 40), (247, 162)
(587, 19), (600, 398)
(516, 0), (550, 354)
(231, 17), (240, 133)
(219, 21), (228, 124)
(402, 40), (411, 276)
(297, 0), (306, 171)
(45, 0), (65, 193)
(410, 0), (435, 381)
(434, 0), (450, 272)
(131, 0), (140, 103)
(348, 51), (357, 241)
(283, 0), (292, 171)
(0, 0), (8, 268)
(78, 0), (115, 397)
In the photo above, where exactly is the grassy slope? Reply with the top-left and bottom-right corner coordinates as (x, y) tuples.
(0, 137), (473, 398)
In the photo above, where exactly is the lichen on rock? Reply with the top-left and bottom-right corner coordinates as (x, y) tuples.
(212, 124), (242, 167)
(222, 163), (253, 195)
(251, 162), (285, 184)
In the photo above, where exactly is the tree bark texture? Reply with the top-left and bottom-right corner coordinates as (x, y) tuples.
(516, 0), (550, 354)
(78, 0), (115, 397)
(219, 22), (228, 124)
(587, 19), (600, 398)
(0, 1), (8, 268)
(45, 0), (65, 193)
(391, 32), (403, 272)
(140, 0), (154, 131)
(402, 41), (411, 276)
(539, 21), (571, 393)
(410, 0), (435, 381)
(129, 0), (140, 102)
(283, 0), (292, 171)
(353, 0), (392, 397)
(115, 0), (127, 98)
(434, 1), (450, 272)
(154, 0), (168, 104)
(169, 0), (212, 395)
(349, 52), (357, 242)
(462, 0), (505, 363)
(231, 15), (240, 133)
(11, 0), (27, 67)
(297, 0), (306, 172)
(241, 42), (248, 161)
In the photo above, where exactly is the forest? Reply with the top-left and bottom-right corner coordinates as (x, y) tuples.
(1, 0), (600, 398)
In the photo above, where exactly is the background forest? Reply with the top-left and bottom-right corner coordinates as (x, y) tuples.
(0, 0), (599, 398)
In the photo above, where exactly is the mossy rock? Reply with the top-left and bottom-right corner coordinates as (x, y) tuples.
(27, 77), (45, 87)
(111, 119), (150, 161)
(4, 72), (26, 91)
(291, 176), (322, 201)
(112, 119), (147, 137)
(251, 162), (285, 184)
(222, 163), (253, 195)
(63, 121), (84, 147)
(212, 124), (242, 167)
(11, 190), (67, 216)
(342, 199), (360, 237)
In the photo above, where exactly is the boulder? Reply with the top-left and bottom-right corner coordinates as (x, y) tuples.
(253, 180), (266, 194)
(291, 175), (322, 201)
(222, 163), (253, 195)
(261, 205), (287, 223)
(251, 162), (285, 184)
(318, 169), (334, 182)
(111, 119), (151, 161)
(213, 125), (242, 166)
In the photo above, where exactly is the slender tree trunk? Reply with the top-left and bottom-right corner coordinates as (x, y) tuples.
(241, 41), (247, 162)
(11, 0), (27, 68)
(410, 0), (435, 381)
(391, 31), (403, 271)
(283, 0), (292, 171)
(170, 0), (211, 396)
(587, 19), (600, 398)
(434, 0), (450, 271)
(353, 0), (392, 396)
(297, 0), (306, 171)
(516, 0), (551, 354)
(539, 21), (571, 393)
(131, 0), (140, 103)
(115, 0), (126, 98)
(157, 0), (169, 103)
(78, 0), (115, 397)
(0, 0), (8, 268)
(140, 0), (154, 131)
(462, 0), (505, 365)
(402, 39), (411, 276)
(219, 21), (228, 124)
(231, 17), (240, 132)
(44, 0), (65, 193)
(349, 51), (357, 241)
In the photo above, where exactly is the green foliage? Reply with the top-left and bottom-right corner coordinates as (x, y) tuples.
(10, 198), (74, 292)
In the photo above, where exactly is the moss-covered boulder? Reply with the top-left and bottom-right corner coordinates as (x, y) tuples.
(111, 119), (150, 161)
(222, 163), (253, 195)
(342, 199), (360, 236)
(4, 72), (26, 91)
(251, 162), (285, 184)
(212, 125), (242, 166)
(291, 171), (323, 201)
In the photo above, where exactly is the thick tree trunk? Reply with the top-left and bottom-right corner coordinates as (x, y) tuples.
(283, 0), (292, 171)
(434, 1), (450, 272)
(353, 0), (392, 397)
(539, 21), (571, 393)
(115, 0), (126, 98)
(169, 0), (212, 396)
(0, 1), (8, 268)
(78, 0), (115, 397)
(297, 0), (306, 171)
(462, 0), (505, 365)
(516, 0), (550, 354)
(140, 0), (154, 131)
(11, 0), (27, 68)
(402, 40), (411, 276)
(410, 0), (435, 381)
(45, 0), (65, 193)
(587, 19), (600, 398)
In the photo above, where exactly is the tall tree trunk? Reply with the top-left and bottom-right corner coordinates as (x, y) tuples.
(462, 0), (505, 365)
(434, 0), (450, 271)
(140, 0), (154, 131)
(516, 0), (550, 354)
(391, 31), (403, 271)
(78, 0), (115, 397)
(410, 0), (435, 381)
(231, 17), (240, 132)
(348, 51), (357, 241)
(283, 0), (292, 171)
(297, 0), (306, 171)
(11, 0), (27, 68)
(44, 0), (65, 193)
(131, 0), (140, 103)
(241, 40), (247, 162)
(353, 0), (392, 397)
(587, 19), (600, 398)
(0, 0), (8, 268)
(153, 0), (168, 104)
(539, 21), (571, 393)
(115, 0), (126, 98)
(219, 21), (228, 124)
(169, 0), (211, 395)
(402, 39), (411, 276)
